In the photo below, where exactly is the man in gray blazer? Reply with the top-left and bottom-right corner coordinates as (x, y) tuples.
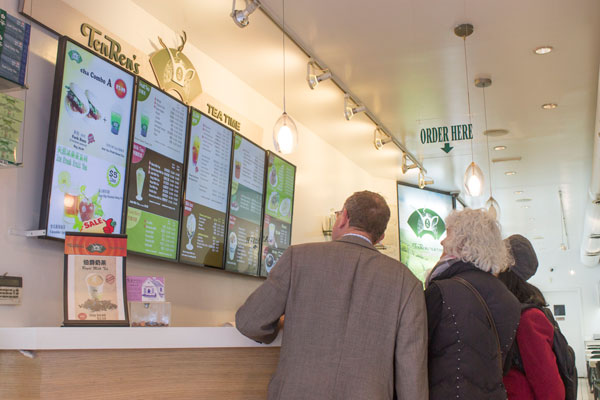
(236, 191), (428, 400)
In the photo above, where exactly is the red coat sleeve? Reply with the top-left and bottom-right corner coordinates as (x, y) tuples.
(517, 308), (565, 400)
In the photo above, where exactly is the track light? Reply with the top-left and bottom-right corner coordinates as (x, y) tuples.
(307, 60), (332, 90)
(344, 94), (366, 120)
(374, 127), (392, 150)
(418, 170), (434, 189)
(231, 0), (260, 28)
(401, 153), (418, 174)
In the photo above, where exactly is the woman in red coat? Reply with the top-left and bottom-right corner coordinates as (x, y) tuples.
(498, 235), (565, 400)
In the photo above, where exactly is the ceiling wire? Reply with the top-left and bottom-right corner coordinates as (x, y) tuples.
(281, 0), (286, 112)
(462, 37), (473, 164)
(483, 86), (493, 197)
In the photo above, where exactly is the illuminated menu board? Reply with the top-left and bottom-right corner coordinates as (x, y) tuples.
(42, 38), (135, 238)
(397, 183), (453, 282)
(125, 79), (188, 260)
(179, 110), (233, 268)
(225, 134), (266, 275)
(260, 152), (296, 276)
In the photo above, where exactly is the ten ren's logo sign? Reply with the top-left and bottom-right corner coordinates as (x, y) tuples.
(80, 23), (140, 74)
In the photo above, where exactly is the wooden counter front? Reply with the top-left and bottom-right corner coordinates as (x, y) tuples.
(0, 347), (280, 400)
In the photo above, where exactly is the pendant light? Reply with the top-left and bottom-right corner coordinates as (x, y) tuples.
(455, 23), (484, 197)
(272, 0), (298, 154)
(476, 77), (501, 220)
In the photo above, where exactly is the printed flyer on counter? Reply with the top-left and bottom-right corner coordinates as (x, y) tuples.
(180, 110), (233, 268)
(126, 80), (187, 260)
(64, 233), (128, 326)
(260, 153), (296, 276)
(46, 40), (134, 239)
(225, 134), (265, 275)
(397, 184), (453, 282)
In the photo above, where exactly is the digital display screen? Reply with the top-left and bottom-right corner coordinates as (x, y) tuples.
(179, 110), (233, 268)
(225, 134), (266, 275)
(43, 38), (135, 238)
(125, 79), (188, 260)
(397, 183), (453, 282)
(260, 152), (295, 276)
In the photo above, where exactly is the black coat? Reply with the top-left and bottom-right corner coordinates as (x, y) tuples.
(426, 260), (521, 400)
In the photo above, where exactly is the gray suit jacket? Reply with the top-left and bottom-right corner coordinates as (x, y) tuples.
(236, 235), (428, 400)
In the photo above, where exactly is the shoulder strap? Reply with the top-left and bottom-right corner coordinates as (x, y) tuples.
(452, 276), (503, 373)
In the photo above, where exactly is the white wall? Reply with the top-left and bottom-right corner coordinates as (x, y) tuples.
(0, 0), (397, 327)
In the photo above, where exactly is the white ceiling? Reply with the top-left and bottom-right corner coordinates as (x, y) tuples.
(133, 0), (600, 254)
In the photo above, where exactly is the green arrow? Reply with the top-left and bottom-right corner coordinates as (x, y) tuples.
(441, 142), (454, 153)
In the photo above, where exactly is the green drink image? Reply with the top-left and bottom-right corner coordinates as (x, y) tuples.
(140, 114), (149, 137)
(110, 107), (122, 135)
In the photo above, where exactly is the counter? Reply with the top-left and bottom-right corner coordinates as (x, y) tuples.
(0, 326), (281, 349)
(0, 327), (281, 400)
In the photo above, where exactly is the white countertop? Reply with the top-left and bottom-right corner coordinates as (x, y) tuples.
(0, 327), (281, 350)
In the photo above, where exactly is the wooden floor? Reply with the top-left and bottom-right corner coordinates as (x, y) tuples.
(0, 348), (280, 400)
(580, 378), (594, 400)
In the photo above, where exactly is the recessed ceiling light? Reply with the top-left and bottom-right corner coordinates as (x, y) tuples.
(528, 218), (535, 221)
(569, 269), (575, 275)
(534, 46), (553, 55)
(483, 129), (509, 137)
(533, 236), (544, 240)
(516, 198), (532, 202)
(505, 171), (517, 176)
(542, 103), (558, 110)
(514, 190), (523, 195)
(492, 156), (522, 163)
(494, 146), (507, 151)
(521, 205), (530, 208)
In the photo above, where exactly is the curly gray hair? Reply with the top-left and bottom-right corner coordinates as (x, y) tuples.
(443, 208), (511, 274)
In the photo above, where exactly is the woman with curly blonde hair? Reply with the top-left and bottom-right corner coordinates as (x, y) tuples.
(425, 208), (521, 400)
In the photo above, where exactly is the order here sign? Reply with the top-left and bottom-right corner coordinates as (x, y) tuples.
(420, 124), (473, 144)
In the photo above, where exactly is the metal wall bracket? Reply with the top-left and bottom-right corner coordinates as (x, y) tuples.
(8, 228), (46, 237)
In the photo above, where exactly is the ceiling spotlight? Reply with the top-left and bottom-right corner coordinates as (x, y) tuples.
(505, 171), (517, 176)
(401, 153), (418, 174)
(514, 190), (524, 195)
(483, 129), (509, 137)
(231, 0), (260, 28)
(306, 60), (332, 90)
(534, 46), (553, 55)
(344, 94), (366, 120)
(418, 170), (434, 189)
(494, 146), (507, 151)
(374, 127), (393, 150)
(542, 103), (558, 110)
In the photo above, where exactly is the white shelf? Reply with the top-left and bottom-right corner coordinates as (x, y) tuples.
(0, 326), (281, 350)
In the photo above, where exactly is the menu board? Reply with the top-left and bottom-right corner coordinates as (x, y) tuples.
(42, 38), (135, 239)
(179, 110), (233, 268)
(225, 134), (266, 275)
(397, 183), (453, 282)
(260, 152), (296, 276)
(125, 79), (188, 260)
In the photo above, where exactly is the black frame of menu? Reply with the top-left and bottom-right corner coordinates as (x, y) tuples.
(258, 151), (296, 278)
(223, 132), (267, 277)
(177, 108), (234, 270)
(39, 36), (137, 240)
(124, 77), (190, 262)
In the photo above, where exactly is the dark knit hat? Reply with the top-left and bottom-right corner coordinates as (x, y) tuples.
(505, 234), (538, 281)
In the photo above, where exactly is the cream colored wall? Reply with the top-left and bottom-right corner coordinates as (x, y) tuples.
(0, 0), (398, 327)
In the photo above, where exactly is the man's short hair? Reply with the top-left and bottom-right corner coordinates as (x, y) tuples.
(343, 191), (390, 243)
